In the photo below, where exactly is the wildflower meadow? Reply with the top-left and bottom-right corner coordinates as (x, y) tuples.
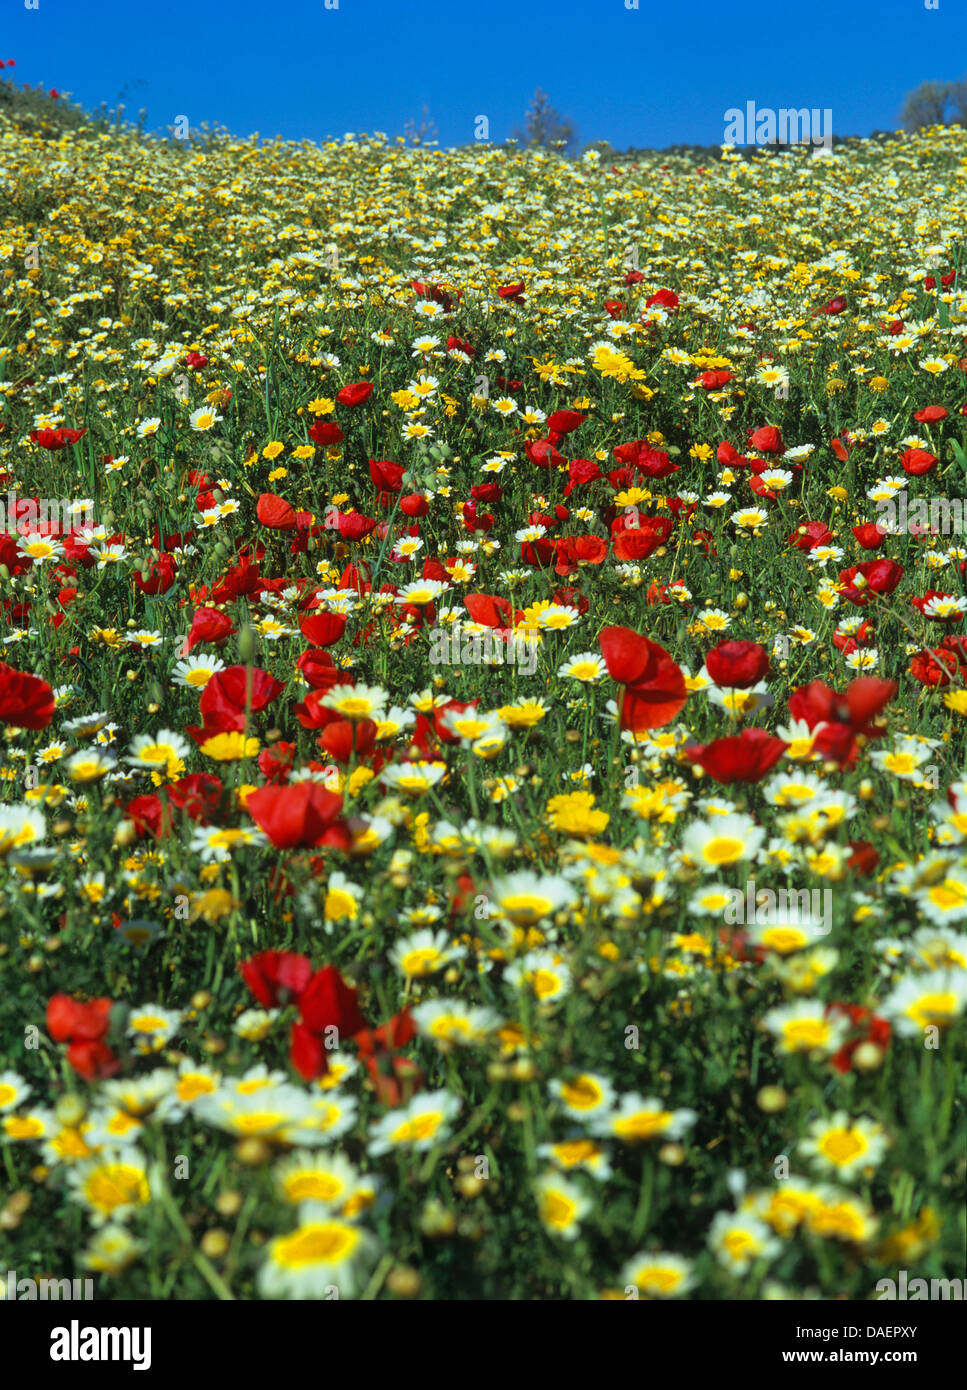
(1, 81), (966, 1314)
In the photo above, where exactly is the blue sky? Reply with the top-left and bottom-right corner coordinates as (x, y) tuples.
(4, 0), (965, 150)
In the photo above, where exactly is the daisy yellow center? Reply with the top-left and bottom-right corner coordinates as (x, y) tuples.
(555, 1139), (597, 1165)
(52, 1127), (93, 1159)
(343, 1191), (375, 1217)
(783, 1020), (830, 1049)
(703, 837), (745, 865)
(635, 1266), (683, 1293)
(928, 882), (967, 911)
(615, 1110), (671, 1141)
(107, 1112), (141, 1135)
(336, 697), (374, 717)
(274, 1223), (358, 1268)
(501, 894), (551, 923)
(430, 1017), (471, 1040)
(811, 1202), (865, 1241)
(532, 969), (561, 998)
(177, 1075), (215, 1101)
(392, 1111), (443, 1143)
(233, 1112), (284, 1134)
(84, 1164), (149, 1214)
(325, 890), (357, 921)
(543, 1191), (577, 1228)
(768, 1190), (817, 1229)
(6, 1115), (44, 1139)
(907, 992), (956, 1026)
(723, 1230), (757, 1259)
(131, 1015), (167, 1032)
(561, 1077), (601, 1109)
(762, 928), (808, 953)
(0, 1084), (16, 1107)
(284, 1173), (344, 1203)
(820, 1129), (867, 1164)
(401, 948), (442, 975)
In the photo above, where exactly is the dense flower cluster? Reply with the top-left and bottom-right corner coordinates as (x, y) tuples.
(0, 112), (965, 1299)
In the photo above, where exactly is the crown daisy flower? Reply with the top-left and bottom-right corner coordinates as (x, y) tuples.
(367, 1090), (461, 1158)
(258, 1202), (380, 1299)
(534, 1172), (590, 1241)
(798, 1112), (889, 1180)
(620, 1251), (695, 1298)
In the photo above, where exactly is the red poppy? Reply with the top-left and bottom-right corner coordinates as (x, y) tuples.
(909, 647), (961, 687)
(318, 717), (377, 763)
(788, 676), (897, 765)
(123, 793), (170, 840)
(289, 1022), (327, 1081)
(337, 512), (378, 541)
(748, 425), (785, 455)
(697, 370), (734, 389)
(525, 438), (565, 469)
(463, 592), (517, 629)
(837, 558), (904, 606)
(47, 993), (113, 1043)
(29, 427), (86, 450)
(851, 522), (887, 550)
(790, 676), (897, 732)
(66, 1039), (120, 1080)
(256, 493), (297, 529)
(598, 625), (687, 731)
(914, 405), (948, 423)
(900, 448), (938, 476)
(645, 288), (679, 311)
(847, 840), (880, 876)
(684, 728), (787, 784)
(336, 381), (373, 407)
(166, 773), (225, 822)
(295, 649), (342, 690)
(246, 780), (350, 849)
(307, 420), (345, 446)
(199, 666), (286, 729)
(299, 611), (347, 647)
(368, 459), (405, 495)
(705, 640), (769, 689)
(400, 493), (430, 518)
(813, 295), (848, 315)
(0, 663), (55, 729)
(297, 965), (367, 1037)
(133, 553), (177, 595)
(183, 606), (235, 654)
(611, 517), (673, 562)
(240, 950), (313, 1008)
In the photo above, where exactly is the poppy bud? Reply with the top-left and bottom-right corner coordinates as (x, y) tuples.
(237, 625), (258, 664)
